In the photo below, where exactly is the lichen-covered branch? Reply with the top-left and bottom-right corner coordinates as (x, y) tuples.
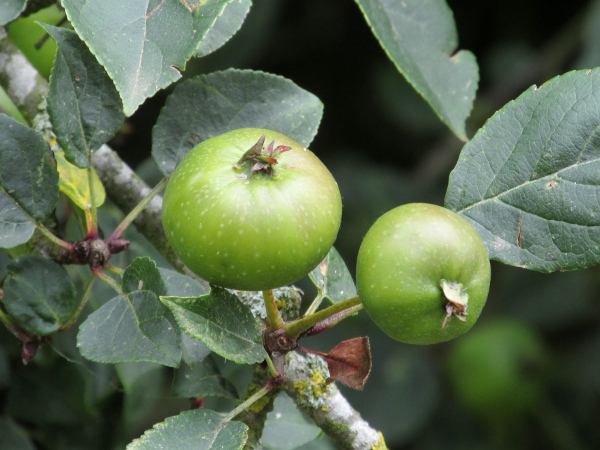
(0, 28), (49, 124)
(284, 352), (387, 450)
(0, 29), (185, 274)
(91, 147), (183, 269)
(0, 29), (387, 449)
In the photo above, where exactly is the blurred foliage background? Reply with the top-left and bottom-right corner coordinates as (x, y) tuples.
(2, 0), (600, 449)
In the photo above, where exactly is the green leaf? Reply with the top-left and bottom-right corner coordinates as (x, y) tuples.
(3, 255), (77, 335)
(161, 287), (266, 364)
(309, 247), (357, 304)
(0, 346), (9, 390)
(159, 267), (208, 297)
(0, 418), (36, 450)
(194, 0), (251, 58)
(77, 291), (182, 367)
(172, 354), (238, 399)
(354, 0), (478, 140)
(0, 0), (26, 26)
(62, 0), (234, 116)
(181, 333), (211, 366)
(261, 393), (322, 450)
(0, 249), (9, 278)
(123, 256), (168, 296)
(56, 151), (106, 210)
(446, 68), (600, 272)
(0, 114), (58, 248)
(116, 362), (167, 427)
(127, 409), (248, 450)
(6, 360), (91, 425)
(44, 25), (125, 168)
(0, 191), (35, 249)
(152, 69), (323, 175)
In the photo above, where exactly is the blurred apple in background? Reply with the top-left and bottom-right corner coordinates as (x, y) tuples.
(447, 319), (550, 422)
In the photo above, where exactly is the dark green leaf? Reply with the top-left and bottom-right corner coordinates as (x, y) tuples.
(0, 249), (8, 278)
(127, 409), (248, 450)
(0, 417), (36, 450)
(194, 0), (251, 58)
(309, 247), (357, 304)
(161, 287), (266, 364)
(6, 360), (91, 425)
(0, 191), (35, 248)
(159, 268), (208, 297)
(354, 0), (478, 140)
(172, 354), (238, 399)
(62, 0), (234, 115)
(0, 0), (26, 26)
(0, 346), (9, 390)
(116, 362), (167, 428)
(44, 25), (124, 168)
(446, 68), (600, 272)
(0, 114), (58, 247)
(123, 257), (167, 296)
(77, 291), (182, 367)
(152, 69), (323, 175)
(181, 333), (212, 366)
(3, 255), (77, 335)
(261, 393), (322, 450)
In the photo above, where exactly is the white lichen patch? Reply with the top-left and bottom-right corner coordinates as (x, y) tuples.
(3, 53), (38, 104)
(285, 352), (384, 449)
(231, 286), (302, 323)
(286, 352), (332, 411)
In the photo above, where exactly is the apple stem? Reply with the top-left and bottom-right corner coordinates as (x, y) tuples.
(299, 304), (363, 338)
(36, 223), (75, 252)
(303, 292), (325, 317)
(108, 175), (169, 242)
(61, 275), (95, 331)
(92, 268), (123, 295)
(263, 289), (285, 331)
(0, 308), (20, 340)
(284, 296), (363, 340)
(265, 354), (280, 378)
(223, 381), (276, 422)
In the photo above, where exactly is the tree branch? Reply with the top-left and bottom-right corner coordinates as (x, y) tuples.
(91, 146), (186, 272)
(0, 30), (387, 449)
(0, 28), (49, 125)
(284, 352), (386, 450)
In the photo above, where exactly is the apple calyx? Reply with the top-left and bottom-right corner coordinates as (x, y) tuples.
(440, 279), (469, 328)
(233, 135), (291, 177)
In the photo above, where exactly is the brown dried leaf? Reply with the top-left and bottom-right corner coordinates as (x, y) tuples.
(323, 336), (371, 390)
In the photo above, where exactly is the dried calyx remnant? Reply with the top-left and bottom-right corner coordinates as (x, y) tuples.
(233, 135), (291, 178)
(440, 279), (469, 328)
